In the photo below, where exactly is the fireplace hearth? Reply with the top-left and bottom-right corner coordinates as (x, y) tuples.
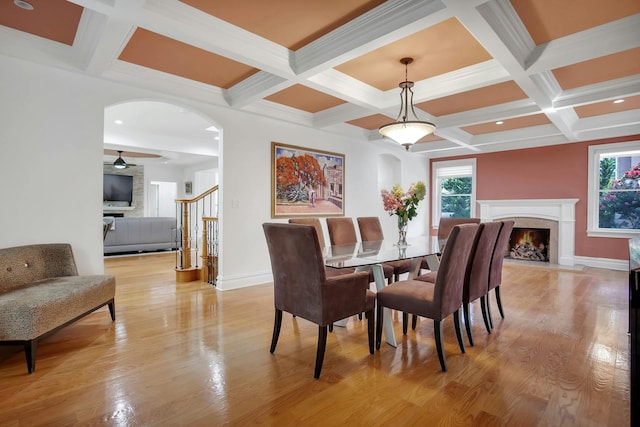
(508, 227), (550, 262)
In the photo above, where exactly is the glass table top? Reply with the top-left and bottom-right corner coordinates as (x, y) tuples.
(324, 237), (433, 269)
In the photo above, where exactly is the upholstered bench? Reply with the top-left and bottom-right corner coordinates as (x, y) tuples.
(0, 243), (115, 374)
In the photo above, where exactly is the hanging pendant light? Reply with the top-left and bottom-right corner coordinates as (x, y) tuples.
(379, 57), (436, 151)
(113, 151), (127, 169)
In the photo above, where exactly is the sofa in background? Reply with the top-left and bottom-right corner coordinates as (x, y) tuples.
(103, 217), (178, 254)
(0, 243), (115, 373)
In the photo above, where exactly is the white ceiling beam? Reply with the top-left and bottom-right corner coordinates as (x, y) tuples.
(525, 15), (640, 73)
(294, 0), (449, 76)
(553, 75), (640, 109)
(435, 99), (540, 128)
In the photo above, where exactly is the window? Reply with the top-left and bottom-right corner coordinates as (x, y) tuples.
(432, 159), (476, 227)
(588, 141), (640, 237)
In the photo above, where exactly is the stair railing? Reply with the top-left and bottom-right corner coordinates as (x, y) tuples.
(175, 185), (219, 285)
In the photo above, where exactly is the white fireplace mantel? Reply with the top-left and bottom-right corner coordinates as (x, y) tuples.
(477, 199), (579, 266)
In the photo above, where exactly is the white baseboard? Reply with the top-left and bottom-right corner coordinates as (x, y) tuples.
(216, 270), (273, 291)
(216, 256), (629, 291)
(573, 256), (628, 271)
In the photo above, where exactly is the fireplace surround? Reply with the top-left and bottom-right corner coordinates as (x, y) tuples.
(477, 199), (579, 267)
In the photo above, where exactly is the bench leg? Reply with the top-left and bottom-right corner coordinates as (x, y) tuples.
(108, 299), (116, 321)
(24, 340), (37, 374)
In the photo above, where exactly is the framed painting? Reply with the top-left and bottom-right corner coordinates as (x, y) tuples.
(271, 141), (345, 218)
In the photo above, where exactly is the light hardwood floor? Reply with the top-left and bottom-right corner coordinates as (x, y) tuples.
(0, 253), (631, 426)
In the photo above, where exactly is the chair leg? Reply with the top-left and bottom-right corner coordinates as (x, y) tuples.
(454, 310), (465, 354)
(108, 300), (116, 321)
(486, 295), (494, 329)
(412, 314), (417, 330)
(463, 302), (474, 347)
(434, 320), (447, 372)
(24, 340), (37, 374)
(358, 313), (363, 321)
(480, 295), (491, 333)
(375, 303), (383, 350)
(329, 324), (333, 333)
(366, 309), (374, 354)
(314, 326), (328, 379)
(270, 309), (283, 353)
(402, 312), (408, 335)
(495, 286), (505, 319)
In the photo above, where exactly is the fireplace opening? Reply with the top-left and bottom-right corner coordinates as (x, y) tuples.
(508, 227), (550, 262)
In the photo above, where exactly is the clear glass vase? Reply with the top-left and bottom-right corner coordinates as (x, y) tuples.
(397, 215), (409, 247)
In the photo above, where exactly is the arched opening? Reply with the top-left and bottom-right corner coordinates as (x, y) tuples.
(102, 99), (221, 283)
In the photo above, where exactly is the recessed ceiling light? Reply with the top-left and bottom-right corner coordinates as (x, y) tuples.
(613, 99), (625, 104)
(13, 0), (34, 10)
(496, 121), (504, 125)
(205, 125), (218, 132)
(114, 120), (123, 125)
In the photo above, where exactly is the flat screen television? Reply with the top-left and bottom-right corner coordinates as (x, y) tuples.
(103, 174), (133, 205)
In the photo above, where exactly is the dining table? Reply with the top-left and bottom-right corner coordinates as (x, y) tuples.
(324, 237), (440, 347)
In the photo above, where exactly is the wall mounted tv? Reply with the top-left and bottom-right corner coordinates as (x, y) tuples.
(103, 174), (133, 205)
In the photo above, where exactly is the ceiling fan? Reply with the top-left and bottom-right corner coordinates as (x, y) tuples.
(106, 150), (137, 169)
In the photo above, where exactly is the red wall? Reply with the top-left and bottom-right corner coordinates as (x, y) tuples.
(430, 134), (640, 261)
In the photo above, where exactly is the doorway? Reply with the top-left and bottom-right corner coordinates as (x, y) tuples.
(149, 181), (178, 217)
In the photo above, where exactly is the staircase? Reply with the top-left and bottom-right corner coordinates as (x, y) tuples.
(175, 185), (219, 285)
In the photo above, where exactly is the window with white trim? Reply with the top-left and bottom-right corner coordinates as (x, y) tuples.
(587, 141), (640, 238)
(431, 159), (476, 227)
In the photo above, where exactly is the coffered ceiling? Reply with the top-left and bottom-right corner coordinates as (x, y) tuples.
(1, 0), (639, 157)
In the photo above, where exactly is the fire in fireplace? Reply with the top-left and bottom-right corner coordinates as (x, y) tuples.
(508, 227), (550, 262)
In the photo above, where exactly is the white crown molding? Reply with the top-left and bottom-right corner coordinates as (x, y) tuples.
(433, 127), (477, 151)
(526, 14), (640, 73)
(412, 140), (469, 155)
(574, 109), (640, 132)
(74, 9), (136, 75)
(544, 106), (579, 141)
(312, 103), (377, 129)
(102, 60), (228, 106)
(528, 71), (561, 108)
(411, 60), (512, 104)
(306, 69), (383, 108)
(476, 0), (535, 69)
(471, 124), (563, 145)
(138, 0), (292, 77)
(436, 99), (540, 128)
(0, 25), (76, 70)
(553, 75), (640, 109)
(473, 134), (570, 154)
(240, 99), (314, 128)
(224, 71), (288, 108)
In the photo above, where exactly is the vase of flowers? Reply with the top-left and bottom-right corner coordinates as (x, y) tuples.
(381, 181), (426, 247)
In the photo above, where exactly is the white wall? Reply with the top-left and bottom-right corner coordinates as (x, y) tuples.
(0, 54), (428, 286)
(1, 56), (106, 274)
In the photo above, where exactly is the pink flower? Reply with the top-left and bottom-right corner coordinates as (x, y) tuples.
(380, 181), (426, 222)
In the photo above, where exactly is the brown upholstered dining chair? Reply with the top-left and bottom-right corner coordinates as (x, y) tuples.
(326, 217), (394, 284)
(461, 221), (502, 346)
(420, 217), (481, 272)
(375, 223), (479, 372)
(437, 217), (481, 252)
(288, 218), (352, 278)
(262, 223), (375, 379)
(357, 217), (414, 282)
(486, 220), (515, 329)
